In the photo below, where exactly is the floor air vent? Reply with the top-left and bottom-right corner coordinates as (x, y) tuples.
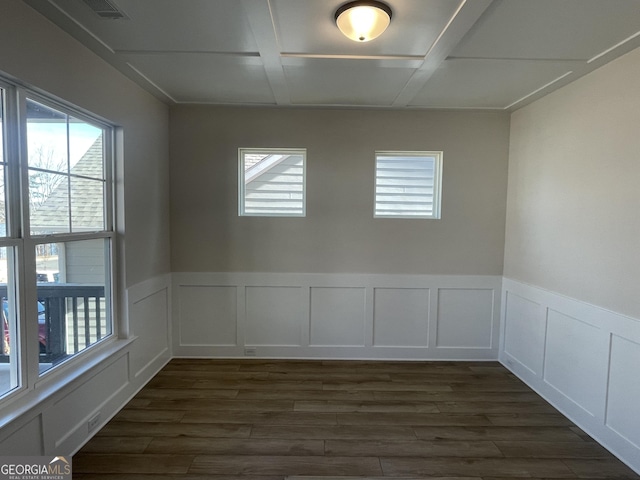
(82, 0), (127, 19)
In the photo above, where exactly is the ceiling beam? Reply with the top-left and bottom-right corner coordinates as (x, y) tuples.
(24, 0), (174, 104)
(392, 0), (494, 107)
(241, 0), (291, 105)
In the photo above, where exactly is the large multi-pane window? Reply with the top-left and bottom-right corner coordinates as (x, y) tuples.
(0, 80), (114, 399)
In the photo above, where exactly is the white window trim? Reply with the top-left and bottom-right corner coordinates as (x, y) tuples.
(374, 150), (443, 219)
(0, 75), (118, 408)
(238, 147), (307, 217)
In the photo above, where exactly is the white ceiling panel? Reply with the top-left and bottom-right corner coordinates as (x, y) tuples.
(123, 54), (275, 104)
(272, 0), (463, 57)
(49, 0), (259, 52)
(23, 0), (640, 109)
(283, 58), (416, 106)
(409, 58), (580, 109)
(452, 0), (640, 61)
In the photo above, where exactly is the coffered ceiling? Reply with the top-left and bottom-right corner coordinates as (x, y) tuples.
(25, 0), (640, 110)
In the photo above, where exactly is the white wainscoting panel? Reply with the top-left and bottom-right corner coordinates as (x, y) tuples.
(246, 287), (303, 346)
(0, 274), (172, 456)
(500, 278), (640, 475)
(373, 288), (429, 347)
(543, 310), (609, 418)
(179, 286), (237, 346)
(436, 289), (494, 348)
(0, 416), (43, 455)
(310, 287), (365, 346)
(606, 334), (640, 449)
(173, 273), (501, 360)
(503, 291), (545, 375)
(45, 354), (129, 452)
(126, 274), (172, 382)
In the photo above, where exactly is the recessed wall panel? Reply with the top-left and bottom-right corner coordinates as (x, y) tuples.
(0, 416), (42, 455)
(246, 287), (302, 346)
(607, 334), (640, 448)
(47, 355), (128, 446)
(373, 288), (429, 347)
(544, 310), (608, 416)
(179, 286), (237, 346)
(131, 288), (170, 374)
(503, 291), (545, 373)
(310, 287), (365, 346)
(436, 288), (494, 348)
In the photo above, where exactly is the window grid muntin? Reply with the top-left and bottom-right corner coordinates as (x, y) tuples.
(0, 85), (22, 399)
(0, 86), (7, 237)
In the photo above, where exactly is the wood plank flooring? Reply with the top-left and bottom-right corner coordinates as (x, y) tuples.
(73, 359), (640, 480)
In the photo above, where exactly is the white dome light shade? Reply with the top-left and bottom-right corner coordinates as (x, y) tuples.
(335, 1), (392, 42)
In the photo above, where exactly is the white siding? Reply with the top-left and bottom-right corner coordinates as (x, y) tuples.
(375, 153), (441, 218)
(65, 239), (105, 284)
(242, 153), (305, 216)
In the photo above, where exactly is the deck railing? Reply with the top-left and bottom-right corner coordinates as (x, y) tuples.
(0, 283), (107, 364)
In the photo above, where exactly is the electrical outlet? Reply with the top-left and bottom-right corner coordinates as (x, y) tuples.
(244, 347), (256, 357)
(88, 412), (101, 432)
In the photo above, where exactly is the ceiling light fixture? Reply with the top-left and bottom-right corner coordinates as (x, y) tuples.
(335, 1), (392, 42)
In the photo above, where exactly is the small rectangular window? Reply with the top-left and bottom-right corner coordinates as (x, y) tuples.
(239, 148), (306, 217)
(375, 151), (442, 219)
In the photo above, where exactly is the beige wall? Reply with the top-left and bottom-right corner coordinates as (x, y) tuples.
(170, 106), (509, 274)
(0, 0), (171, 287)
(505, 47), (640, 319)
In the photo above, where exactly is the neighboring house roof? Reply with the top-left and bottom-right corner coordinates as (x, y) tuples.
(244, 153), (265, 171)
(245, 154), (294, 183)
(30, 136), (104, 233)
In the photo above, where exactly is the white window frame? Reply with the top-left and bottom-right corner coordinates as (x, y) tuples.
(0, 75), (117, 406)
(374, 150), (443, 219)
(238, 148), (306, 217)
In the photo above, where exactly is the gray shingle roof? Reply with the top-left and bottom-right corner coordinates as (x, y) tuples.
(30, 136), (105, 233)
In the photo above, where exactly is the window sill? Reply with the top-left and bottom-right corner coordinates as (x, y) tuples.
(0, 336), (135, 431)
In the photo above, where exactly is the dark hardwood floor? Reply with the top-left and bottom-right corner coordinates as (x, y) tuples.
(73, 359), (640, 479)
